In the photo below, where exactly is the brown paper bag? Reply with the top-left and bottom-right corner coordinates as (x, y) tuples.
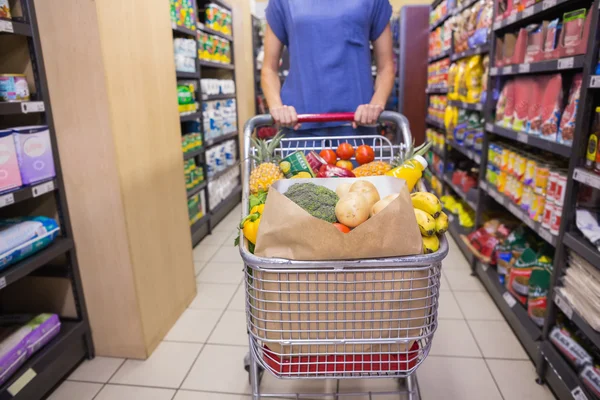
(254, 176), (422, 261)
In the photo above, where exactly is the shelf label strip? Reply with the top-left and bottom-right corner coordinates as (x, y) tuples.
(8, 368), (37, 396)
(558, 57), (574, 69)
(542, 0), (557, 10)
(0, 20), (13, 33)
(555, 292), (574, 320)
(539, 228), (554, 245)
(574, 168), (600, 190)
(21, 101), (45, 114)
(591, 76), (600, 88)
(572, 386), (589, 400)
(0, 193), (15, 208)
(32, 181), (55, 198)
(503, 292), (517, 308)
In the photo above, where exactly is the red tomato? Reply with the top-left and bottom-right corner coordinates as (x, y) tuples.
(355, 145), (375, 165)
(319, 149), (337, 165)
(336, 160), (353, 171)
(333, 223), (351, 233)
(336, 143), (355, 160)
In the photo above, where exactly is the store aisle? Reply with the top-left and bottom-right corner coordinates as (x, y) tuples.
(52, 206), (556, 400)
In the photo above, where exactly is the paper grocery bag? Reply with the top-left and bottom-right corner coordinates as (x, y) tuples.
(254, 176), (422, 260)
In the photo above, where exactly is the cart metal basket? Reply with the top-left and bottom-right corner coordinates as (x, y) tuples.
(239, 112), (448, 399)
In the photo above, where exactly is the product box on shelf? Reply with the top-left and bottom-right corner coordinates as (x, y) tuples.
(0, 129), (22, 193)
(12, 126), (56, 185)
(170, 0), (195, 31)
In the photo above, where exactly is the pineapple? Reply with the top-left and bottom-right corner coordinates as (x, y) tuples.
(249, 132), (285, 194)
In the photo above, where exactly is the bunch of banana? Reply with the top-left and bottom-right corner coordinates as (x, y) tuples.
(411, 192), (448, 254)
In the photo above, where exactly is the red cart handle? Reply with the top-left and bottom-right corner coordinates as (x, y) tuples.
(296, 113), (355, 123)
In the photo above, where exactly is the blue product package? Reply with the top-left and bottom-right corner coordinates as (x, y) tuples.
(0, 217), (60, 269)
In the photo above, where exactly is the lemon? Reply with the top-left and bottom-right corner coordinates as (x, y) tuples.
(292, 171), (312, 179)
(279, 161), (291, 174)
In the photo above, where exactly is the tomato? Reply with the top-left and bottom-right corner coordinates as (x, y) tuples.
(355, 145), (375, 165)
(336, 160), (353, 171)
(319, 149), (337, 165)
(333, 223), (351, 233)
(336, 143), (355, 160)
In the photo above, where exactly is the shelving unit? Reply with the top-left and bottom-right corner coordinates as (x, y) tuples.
(0, 0), (93, 397)
(171, 0), (241, 246)
(426, 0), (600, 397)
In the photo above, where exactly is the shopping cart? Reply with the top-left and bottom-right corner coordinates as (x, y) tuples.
(239, 112), (448, 400)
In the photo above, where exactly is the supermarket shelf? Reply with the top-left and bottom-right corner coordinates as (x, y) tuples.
(425, 117), (445, 130)
(480, 180), (557, 247)
(190, 214), (210, 235)
(210, 0), (232, 11)
(448, 100), (483, 111)
(564, 231), (600, 271)
(429, 165), (444, 180)
(489, 55), (585, 77)
(485, 123), (572, 157)
(448, 140), (481, 164)
(180, 112), (202, 122)
(428, 49), (451, 63)
(0, 19), (32, 36)
(0, 179), (57, 210)
(573, 167), (600, 190)
(425, 86), (448, 94)
(554, 290), (600, 351)
(0, 238), (73, 290)
(540, 341), (592, 400)
(202, 93), (236, 101)
(431, 145), (445, 157)
(476, 262), (541, 361)
(443, 173), (477, 210)
(205, 130), (238, 147)
(198, 24), (233, 41)
(452, 0), (479, 15)
(183, 147), (204, 161)
(176, 71), (200, 79)
(590, 75), (600, 89)
(187, 181), (207, 198)
(0, 320), (87, 400)
(429, 14), (450, 31)
(209, 185), (242, 232)
(0, 100), (45, 115)
(446, 216), (475, 265)
(493, 0), (577, 32)
(450, 44), (489, 62)
(209, 163), (239, 182)
(200, 60), (235, 70)
(171, 23), (196, 37)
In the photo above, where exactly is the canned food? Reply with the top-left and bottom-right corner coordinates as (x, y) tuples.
(530, 193), (546, 222)
(514, 152), (526, 181)
(546, 171), (558, 204)
(524, 158), (537, 186)
(507, 149), (515, 174)
(550, 206), (562, 235)
(534, 162), (550, 195)
(554, 170), (568, 206)
(0, 74), (29, 102)
(498, 170), (508, 193)
(541, 203), (554, 229)
(500, 145), (510, 171)
(521, 186), (534, 212)
(514, 180), (524, 204)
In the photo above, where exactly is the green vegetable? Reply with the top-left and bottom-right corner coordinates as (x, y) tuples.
(284, 183), (338, 223)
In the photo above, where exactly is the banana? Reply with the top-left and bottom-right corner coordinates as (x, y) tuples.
(414, 208), (436, 237)
(422, 234), (440, 254)
(411, 192), (442, 218)
(435, 211), (449, 235)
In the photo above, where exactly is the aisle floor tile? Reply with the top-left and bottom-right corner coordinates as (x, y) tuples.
(487, 359), (555, 400)
(110, 341), (202, 388)
(444, 269), (485, 292)
(196, 261), (244, 284)
(437, 290), (464, 320)
(208, 309), (247, 346)
(48, 381), (103, 400)
(338, 378), (410, 399)
(189, 283), (238, 310)
(469, 320), (529, 360)
(260, 373), (337, 397)
(429, 319), (481, 357)
(68, 356), (124, 383)
(164, 308), (222, 343)
(199, 230), (231, 246)
(193, 244), (220, 262)
(228, 283), (245, 311)
(454, 291), (504, 321)
(94, 384), (175, 400)
(194, 261), (207, 276)
(212, 246), (244, 263)
(174, 391), (251, 399)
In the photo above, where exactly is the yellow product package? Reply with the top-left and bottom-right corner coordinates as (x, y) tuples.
(447, 63), (458, 101)
(456, 61), (467, 103)
(465, 55), (484, 103)
(444, 106), (458, 134)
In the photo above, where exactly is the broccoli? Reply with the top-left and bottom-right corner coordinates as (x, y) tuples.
(284, 183), (338, 223)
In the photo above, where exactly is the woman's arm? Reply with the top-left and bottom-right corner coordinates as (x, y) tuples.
(354, 24), (395, 127)
(261, 25), (299, 129)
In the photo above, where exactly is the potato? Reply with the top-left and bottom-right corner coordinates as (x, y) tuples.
(371, 193), (400, 216)
(349, 180), (380, 208)
(335, 192), (370, 228)
(336, 183), (352, 199)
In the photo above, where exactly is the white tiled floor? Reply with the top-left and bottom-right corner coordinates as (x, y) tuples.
(53, 205), (556, 400)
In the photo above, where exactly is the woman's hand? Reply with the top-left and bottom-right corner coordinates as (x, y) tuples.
(353, 104), (384, 128)
(271, 105), (301, 130)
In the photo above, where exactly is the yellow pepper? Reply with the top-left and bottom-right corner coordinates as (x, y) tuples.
(240, 204), (265, 245)
(250, 204), (265, 215)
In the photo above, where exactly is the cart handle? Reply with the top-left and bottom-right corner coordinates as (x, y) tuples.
(296, 113), (355, 123)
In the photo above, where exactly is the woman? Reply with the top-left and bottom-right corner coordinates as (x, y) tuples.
(261, 0), (395, 135)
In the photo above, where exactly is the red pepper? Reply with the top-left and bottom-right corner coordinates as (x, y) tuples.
(318, 164), (356, 178)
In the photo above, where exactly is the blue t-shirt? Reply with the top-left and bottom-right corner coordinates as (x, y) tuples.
(266, 0), (392, 134)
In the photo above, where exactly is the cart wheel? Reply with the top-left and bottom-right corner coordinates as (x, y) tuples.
(243, 352), (264, 385)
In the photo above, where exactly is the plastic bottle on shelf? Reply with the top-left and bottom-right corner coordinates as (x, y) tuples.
(588, 107), (600, 171)
(385, 155), (428, 192)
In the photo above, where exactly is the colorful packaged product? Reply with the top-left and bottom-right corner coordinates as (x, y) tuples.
(540, 74), (563, 141)
(12, 126), (56, 185)
(558, 73), (583, 145)
(0, 129), (22, 193)
(0, 74), (29, 102)
(512, 77), (533, 132)
(0, 0), (11, 19)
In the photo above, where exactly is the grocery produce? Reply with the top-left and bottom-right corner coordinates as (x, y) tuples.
(280, 151), (316, 179)
(422, 234), (440, 254)
(371, 194), (400, 216)
(241, 204), (264, 245)
(336, 160), (353, 171)
(318, 164), (356, 178)
(333, 223), (351, 233)
(349, 181), (380, 209)
(250, 132), (284, 194)
(336, 143), (355, 160)
(336, 183), (352, 198)
(355, 145), (375, 165)
(305, 152), (325, 174)
(319, 149), (337, 165)
(292, 172), (312, 179)
(335, 192), (370, 228)
(414, 208), (436, 237)
(353, 161), (392, 177)
(285, 183), (338, 223)
(435, 212), (449, 235)
(411, 192), (442, 218)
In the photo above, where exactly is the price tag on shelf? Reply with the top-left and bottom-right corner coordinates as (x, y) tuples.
(485, 122), (494, 131)
(32, 181), (55, 198)
(7, 368), (36, 396)
(558, 57), (574, 70)
(467, 150), (474, 159)
(490, 67), (498, 76)
(20, 101), (45, 114)
(555, 292), (574, 320)
(516, 132), (529, 143)
(0, 277), (6, 290)
(542, 0), (557, 9)
(574, 168), (600, 190)
(0, 193), (14, 208)
(0, 20), (13, 33)
(474, 154), (481, 164)
(475, 103), (483, 111)
(591, 76), (600, 88)
(572, 387), (589, 400)
(518, 64), (530, 73)
(522, 7), (534, 17)
(491, 190), (504, 204)
(502, 66), (513, 74)
(539, 228), (554, 244)
(506, 14), (517, 24)
(481, 263), (489, 272)
(503, 292), (517, 308)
